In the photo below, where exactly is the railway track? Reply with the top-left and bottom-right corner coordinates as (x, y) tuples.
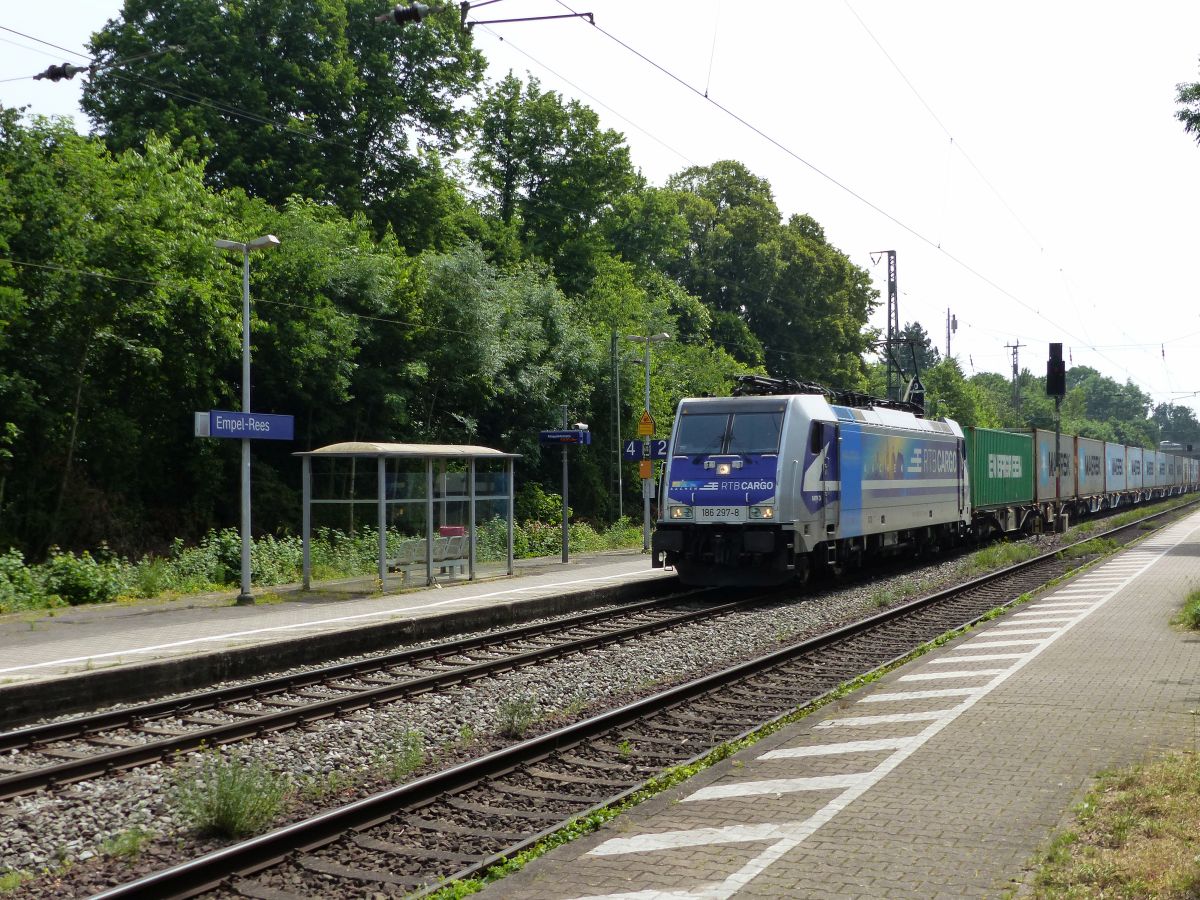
(87, 500), (1197, 900)
(0, 589), (747, 801)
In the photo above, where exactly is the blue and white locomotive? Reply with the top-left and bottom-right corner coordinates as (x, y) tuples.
(651, 377), (970, 586)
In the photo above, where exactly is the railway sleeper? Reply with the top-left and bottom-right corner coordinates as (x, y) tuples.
(350, 835), (479, 863)
(403, 816), (525, 842)
(491, 782), (606, 804)
(232, 878), (309, 900)
(445, 796), (566, 822)
(297, 855), (426, 887)
(525, 765), (633, 788)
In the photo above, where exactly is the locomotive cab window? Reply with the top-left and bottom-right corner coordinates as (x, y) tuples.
(675, 414), (729, 455)
(727, 412), (783, 454)
(675, 409), (783, 455)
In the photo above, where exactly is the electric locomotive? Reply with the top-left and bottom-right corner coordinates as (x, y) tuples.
(652, 377), (970, 586)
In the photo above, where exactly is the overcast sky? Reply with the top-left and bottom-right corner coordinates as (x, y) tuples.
(4, 1), (1200, 417)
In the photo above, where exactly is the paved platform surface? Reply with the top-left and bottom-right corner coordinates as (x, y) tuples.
(0, 550), (671, 721)
(484, 512), (1200, 899)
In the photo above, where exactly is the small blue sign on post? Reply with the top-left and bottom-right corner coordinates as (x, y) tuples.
(539, 429), (593, 446)
(622, 439), (668, 460)
(197, 410), (295, 441)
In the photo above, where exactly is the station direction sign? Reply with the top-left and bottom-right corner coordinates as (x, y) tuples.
(195, 410), (295, 441)
(538, 429), (592, 446)
(622, 439), (668, 460)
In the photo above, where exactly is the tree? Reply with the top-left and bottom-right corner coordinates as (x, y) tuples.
(81, 0), (484, 225)
(0, 114), (235, 553)
(469, 73), (638, 293)
(1177, 63), (1200, 143)
(665, 162), (876, 383)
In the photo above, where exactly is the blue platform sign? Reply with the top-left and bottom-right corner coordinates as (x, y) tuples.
(622, 439), (669, 460)
(539, 429), (592, 446)
(206, 410), (294, 441)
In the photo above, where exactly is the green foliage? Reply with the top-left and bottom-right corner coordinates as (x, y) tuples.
(1172, 588), (1200, 630)
(965, 542), (1042, 574)
(38, 548), (128, 606)
(374, 727), (427, 781)
(100, 826), (154, 860)
(172, 752), (291, 838)
(82, 0), (485, 224)
(0, 869), (32, 892)
(1058, 537), (1118, 561)
(497, 695), (538, 739)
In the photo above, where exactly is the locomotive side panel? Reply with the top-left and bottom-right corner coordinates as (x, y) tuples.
(834, 414), (965, 539)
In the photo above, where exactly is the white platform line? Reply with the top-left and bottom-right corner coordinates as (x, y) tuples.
(761, 738), (917, 759)
(685, 772), (869, 801)
(812, 709), (960, 729)
(581, 515), (1200, 895)
(861, 687), (978, 702)
(981, 627), (1062, 636)
(1011, 612), (1078, 620)
(930, 653), (1025, 664)
(953, 638), (1045, 649)
(0, 569), (662, 676)
(899, 668), (1009, 681)
(1032, 602), (1095, 609)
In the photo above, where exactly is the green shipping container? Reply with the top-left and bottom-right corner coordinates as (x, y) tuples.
(963, 427), (1034, 510)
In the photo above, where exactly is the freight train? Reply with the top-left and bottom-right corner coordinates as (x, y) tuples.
(651, 376), (1198, 586)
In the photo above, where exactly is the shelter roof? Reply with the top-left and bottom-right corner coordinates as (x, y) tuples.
(294, 442), (519, 460)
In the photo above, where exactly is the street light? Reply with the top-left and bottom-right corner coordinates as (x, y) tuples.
(625, 332), (671, 551)
(215, 234), (280, 604)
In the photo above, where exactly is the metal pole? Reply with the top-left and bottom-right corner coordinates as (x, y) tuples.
(506, 459), (515, 576)
(642, 337), (651, 552)
(468, 459), (476, 580)
(614, 331), (623, 521)
(237, 248), (253, 605)
(301, 456), (311, 589)
(377, 457), (387, 589)
(1054, 396), (1062, 532)
(562, 405), (569, 563)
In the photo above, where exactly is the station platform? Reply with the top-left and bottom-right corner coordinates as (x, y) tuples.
(485, 512), (1200, 899)
(0, 550), (672, 726)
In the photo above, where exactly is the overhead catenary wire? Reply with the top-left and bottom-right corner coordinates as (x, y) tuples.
(548, 0), (1146, 388)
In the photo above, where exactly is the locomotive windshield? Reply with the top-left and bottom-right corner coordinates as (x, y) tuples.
(674, 411), (783, 455)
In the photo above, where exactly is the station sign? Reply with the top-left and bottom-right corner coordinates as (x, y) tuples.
(538, 429), (593, 446)
(195, 410), (295, 441)
(622, 439), (668, 460)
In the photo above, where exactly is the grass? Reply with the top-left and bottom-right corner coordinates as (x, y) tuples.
(497, 695), (538, 739)
(374, 727), (426, 781)
(964, 541), (1042, 575)
(1029, 752), (1200, 898)
(172, 752), (292, 838)
(1172, 588), (1200, 630)
(0, 870), (31, 893)
(1058, 537), (1119, 561)
(100, 826), (154, 860)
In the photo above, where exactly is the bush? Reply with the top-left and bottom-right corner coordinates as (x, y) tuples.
(0, 549), (60, 613)
(38, 548), (128, 606)
(172, 752), (291, 838)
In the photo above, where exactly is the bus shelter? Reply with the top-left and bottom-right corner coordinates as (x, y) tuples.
(295, 442), (519, 590)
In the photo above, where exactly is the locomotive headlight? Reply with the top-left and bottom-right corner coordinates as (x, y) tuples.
(669, 505), (693, 519)
(749, 504), (775, 520)
(715, 462), (732, 476)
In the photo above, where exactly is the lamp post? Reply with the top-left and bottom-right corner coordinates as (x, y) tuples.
(625, 332), (671, 551)
(215, 234), (280, 604)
